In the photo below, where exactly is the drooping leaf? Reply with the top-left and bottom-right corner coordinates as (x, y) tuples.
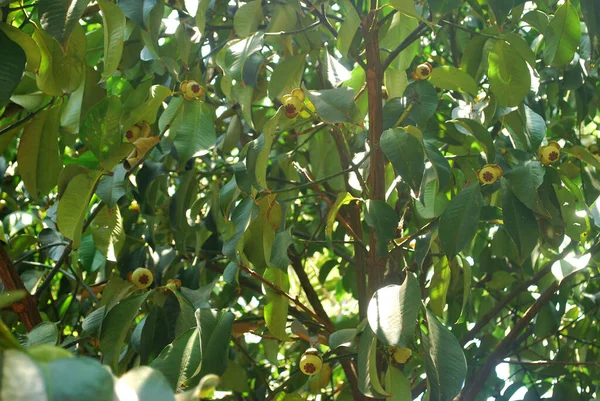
(503, 161), (548, 216)
(56, 168), (102, 249)
(216, 32), (264, 85)
(366, 274), (421, 347)
(381, 127), (425, 194)
(269, 228), (293, 271)
(38, 0), (91, 45)
(90, 206), (125, 262)
(170, 100), (216, 162)
(245, 109), (281, 189)
(450, 119), (495, 163)
(193, 309), (234, 381)
(428, 0), (462, 23)
(439, 183), (483, 259)
(304, 87), (359, 124)
(429, 256), (450, 318)
(357, 328), (387, 398)
(337, 0), (361, 57)
(151, 327), (202, 391)
(422, 309), (467, 401)
(502, 180), (539, 261)
(385, 366), (412, 401)
(117, 0), (159, 29)
(268, 54), (306, 100)
(0, 30), (26, 108)
(543, 0), (581, 66)
(243, 194), (282, 268)
(487, 39), (531, 107)
(0, 23), (41, 73)
(98, 0), (126, 80)
(364, 200), (399, 256)
(581, 0), (600, 59)
(326, 192), (356, 245)
(429, 66), (478, 96)
(99, 291), (152, 373)
(233, 0), (263, 37)
(263, 267), (289, 341)
(17, 105), (62, 200)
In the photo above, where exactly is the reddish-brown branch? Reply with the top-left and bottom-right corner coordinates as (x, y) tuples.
(0, 245), (42, 331)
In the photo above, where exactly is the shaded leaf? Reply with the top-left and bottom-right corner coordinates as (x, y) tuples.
(439, 183), (483, 258)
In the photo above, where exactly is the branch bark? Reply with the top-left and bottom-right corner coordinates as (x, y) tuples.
(0, 245), (42, 331)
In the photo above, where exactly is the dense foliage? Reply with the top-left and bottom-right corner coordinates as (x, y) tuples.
(0, 0), (599, 400)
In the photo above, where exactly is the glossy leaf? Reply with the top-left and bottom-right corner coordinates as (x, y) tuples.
(38, 0), (91, 45)
(151, 327), (202, 391)
(0, 23), (41, 73)
(305, 87), (359, 124)
(98, 0), (126, 80)
(366, 274), (421, 347)
(17, 105), (62, 200)
(487, 39), (530, 107)
(543, 1), (581, 66)
(56, 168), (102, 249)
(502, 180), (539, 262)
(429, 66), (478, 95)
(381, 127), (425, 194)
(422, 309), (467, 401)
(0, 30), (26, 108)
(439, 183), (483, 259)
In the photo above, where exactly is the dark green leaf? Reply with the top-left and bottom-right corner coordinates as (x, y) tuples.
(364, 200), (399, 256)
(502, 180), (539, 262)
(428, 0), (462, 22)
(151, 327), (202, 391)
(488, 39), (530, 107)
(439, 183), (483, 258)
(450, 119), (495, 163)
(581, 0), (600, 59)
(117, 0), (159, 29)
(38, 0), (91, 44)
(47, 357), (116, 401)
(366, 274), (421, 347)
(381, 127), (425, 194)
(422, 309), (467, 401)
(0, 30), (26, 108)
(171, 100), (216, 162)
(504, 161), (548, 216)
(305, 87), (359, 124)
(543, 1), (581, 66)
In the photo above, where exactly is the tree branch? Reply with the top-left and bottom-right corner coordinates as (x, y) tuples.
(381, 23), (430, 71)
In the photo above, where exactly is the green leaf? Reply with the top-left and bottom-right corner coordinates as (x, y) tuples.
(17, 105), (62, 200)
(233, 0), (263, 37)
(0, 30), (26, 108)
(243, 194), (282, 268)
(245, 109), (281, 188)
(428, 0), (462, 23)
(357, 328), (386, 398)
(366, 274), (421, 347)
(170, 100), (216, 162)
(0, 23), (41, 73)
(429, 66), (478, 95)
(217, 32), (264, 85)
(194, 0), (212, 36)
(151, 327), (202, 391)
(543, 0), (581, 66)
(268, 54), (306, 100)
(326, 192), (356, 245)
(90, 206), (125, 262)
(581, 0), (600, 59)
(0, 291), (26, 309)
(100, 291), (152, 372)
(450, 119), (495, 163)
(380, 13), (420, 70)
(117, 0), (159, 29)
(38, 0), (91, 45)
(439, 183), (483, 258)
(422, 309), (467, 401)
(96, 165), (128, 208)
(383, 81), (439, 128)
(424, 141), (452, 190)
(563, 145), (600, 171)
(56, 168), (102, 249)
(381, 127), (425, 194)
(503, 161), (548, 216)
(337, 0), (361, 57)
(194, 309), (234, 380)
(502, 180), (539, 262)
(23, 322), (58, 348)
(33, 24), (86, 96)
(308, 128), (345, 192)
(554, 186), (588, 241)
(269, 228), (293, 271)
(384, 69), (409, 100)
(487, 39), (531, 107)
(80, 96), (131, 171)
(115, 366), (175, 401)
(0, 350), (47, 400)
(329, 328), (357, 350)
(123, 84), (172, 128)
(390, 0), (423, 19)
(368, 335), (390, 396)
(385, 366), (411, 401)
(263, 267), (289, 341)
(98, 0), (126, 80)
(429, 256), (450, 318)
(304, 87), (359, 124)
(364, 200), (399, 256)
(46, 357), (116, 401)
(502, 33), (536, 67)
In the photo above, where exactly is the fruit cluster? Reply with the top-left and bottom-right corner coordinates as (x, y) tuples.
(181, 80), (205, 100)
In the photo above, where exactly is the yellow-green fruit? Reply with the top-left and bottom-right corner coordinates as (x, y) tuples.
(290, 88), (305, 101)
(476, 163), (503, 185)
(299, 348), (323, 376)
(183, 80), (205, 100)
(538, 142), (560, 166)
(412, 62), (433, 80)
(308, 362), (332, 393)
(131, 267), (153, 289)
(392, 347), (413, 364)
(282, 94), (305, 119)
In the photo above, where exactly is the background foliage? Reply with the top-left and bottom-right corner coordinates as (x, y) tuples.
(0, 0), (600, 400)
